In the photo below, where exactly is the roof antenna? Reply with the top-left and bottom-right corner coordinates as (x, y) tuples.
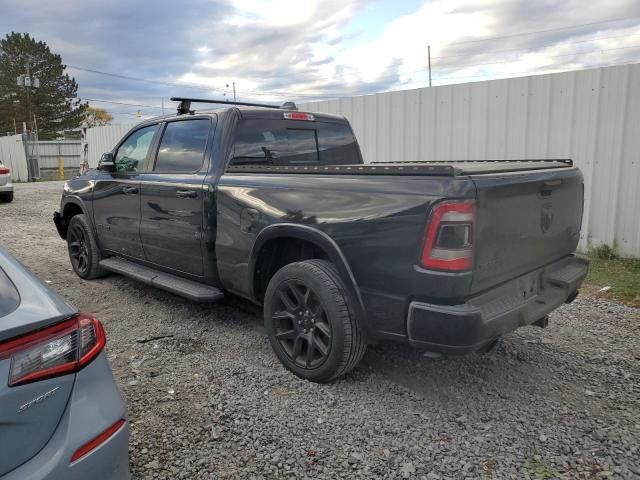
(177, 99), (193, 115)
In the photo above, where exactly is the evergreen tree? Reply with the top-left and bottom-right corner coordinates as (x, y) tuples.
(0, 32), (87, 139)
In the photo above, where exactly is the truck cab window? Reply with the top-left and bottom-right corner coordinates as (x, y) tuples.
(233, 120), (318, 165)
(114, 124), (158, 172)
(154, 119), (210, 172)
(232, 119), (361, 166)
(317, 122), (362, 165)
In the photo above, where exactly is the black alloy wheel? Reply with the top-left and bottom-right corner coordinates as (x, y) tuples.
(66, 214), (107, 280)
(264, 260), (367, 383)
(270, 280), (332, 369)
(68, 222), (90, 276)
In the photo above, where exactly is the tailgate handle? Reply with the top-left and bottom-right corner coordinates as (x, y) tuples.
(541, 179), (562, 195)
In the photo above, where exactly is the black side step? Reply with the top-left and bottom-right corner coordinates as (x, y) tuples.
(99, 257), (224, 303)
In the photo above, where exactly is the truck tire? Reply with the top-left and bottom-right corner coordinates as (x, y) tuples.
(67, 214), (107, 280)
(1, 193), (13, 203)
(264, 260), (366, 383)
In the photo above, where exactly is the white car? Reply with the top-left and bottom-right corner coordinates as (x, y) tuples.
(0, 161), (13, 203)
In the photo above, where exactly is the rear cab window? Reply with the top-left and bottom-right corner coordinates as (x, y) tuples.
(0, 267), (20, 318)
(230, 118), (362, 166)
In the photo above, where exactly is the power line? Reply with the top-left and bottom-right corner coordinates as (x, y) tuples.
(231, 33), (640, 87)
(249, 45), (640, 99)
(67, 65), (229, 93)
(436, 15), (640, 47)
(81, 40), (639, 105)
(66, 26), (640, 101)
(87, 59), (640, 113)
(73, 36), (640, 107)
(81, 97), (164, 109)
(292, 59), (640, 104)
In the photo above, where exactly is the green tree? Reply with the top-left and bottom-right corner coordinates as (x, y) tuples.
(85, 107), (113, 127)
(0, 32), (87, 139)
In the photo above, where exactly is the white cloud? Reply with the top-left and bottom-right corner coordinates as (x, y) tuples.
(230, 0), (319, 26)
(5, 0), (639, 122)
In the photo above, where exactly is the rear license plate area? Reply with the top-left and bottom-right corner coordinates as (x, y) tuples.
(517, 273), (540, 300)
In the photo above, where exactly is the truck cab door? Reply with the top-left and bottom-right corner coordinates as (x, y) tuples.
(139, 117), (213, 277)
(92, 123), (160, 259)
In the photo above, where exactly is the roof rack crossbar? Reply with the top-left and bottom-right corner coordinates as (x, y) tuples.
(171, 97), (283, 115)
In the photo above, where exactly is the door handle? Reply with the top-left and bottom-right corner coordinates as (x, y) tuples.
(176, 189), (197, 198)
(122, 186), (138, 194)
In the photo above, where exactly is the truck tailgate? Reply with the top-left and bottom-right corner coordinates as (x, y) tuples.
(470, 167), (583, 294)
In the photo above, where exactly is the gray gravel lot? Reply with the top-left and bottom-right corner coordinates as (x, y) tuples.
(1, 181), (639, 479)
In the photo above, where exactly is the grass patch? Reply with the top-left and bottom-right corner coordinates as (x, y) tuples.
(585, 251), (640, 307)
(525, 458), (559, 479)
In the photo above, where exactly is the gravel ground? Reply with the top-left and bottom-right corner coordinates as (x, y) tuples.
(1, 181), (639, 480)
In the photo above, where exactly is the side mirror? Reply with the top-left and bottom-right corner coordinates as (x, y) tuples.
(97, 152), (116, 172)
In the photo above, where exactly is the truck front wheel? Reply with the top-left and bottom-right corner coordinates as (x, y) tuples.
(66, 214), (107, 280)
(264, 260), (366, 383)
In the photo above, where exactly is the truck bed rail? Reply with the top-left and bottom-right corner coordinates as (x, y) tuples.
(225, 159), (573, 176)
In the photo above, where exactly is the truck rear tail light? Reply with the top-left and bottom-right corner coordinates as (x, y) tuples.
(283, 112), (314, 121)
(0, 167), (10, 175)
(421, 200), (475, 271)
(0, 313), (106, 387)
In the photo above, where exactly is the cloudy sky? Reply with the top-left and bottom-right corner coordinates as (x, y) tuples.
(2, 0), (640, 121)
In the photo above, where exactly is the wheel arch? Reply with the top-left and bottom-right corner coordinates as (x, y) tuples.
(248, 224), (365, 320)
(55, 198), (88, 239)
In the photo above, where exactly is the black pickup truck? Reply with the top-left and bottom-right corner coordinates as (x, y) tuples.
(54, 98), (588, 382)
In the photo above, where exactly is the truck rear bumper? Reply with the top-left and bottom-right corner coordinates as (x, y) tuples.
(407, 255), (588, 353)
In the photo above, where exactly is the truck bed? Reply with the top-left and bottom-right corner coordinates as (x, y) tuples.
(225, 159), (573, 176)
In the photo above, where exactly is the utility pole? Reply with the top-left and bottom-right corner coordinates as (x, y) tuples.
(25, 64), (32, 131)
(17, 60), (40, 132)
(161, 97), (165, 114)
(427, 45), (432, 88)
(226, 82), (237, 102)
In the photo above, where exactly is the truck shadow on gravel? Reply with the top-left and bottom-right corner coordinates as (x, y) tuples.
(107, 275), (602, 411)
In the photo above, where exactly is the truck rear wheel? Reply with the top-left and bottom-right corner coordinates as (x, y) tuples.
(67, 214), (107, 280)
(264, 260), (366, 383)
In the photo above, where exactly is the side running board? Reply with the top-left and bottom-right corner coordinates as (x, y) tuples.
(99, 257), (224, 303)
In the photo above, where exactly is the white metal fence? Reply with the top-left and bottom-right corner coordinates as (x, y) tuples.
(300, 63), (640, 258)
(0, 135), (28, 181)
(86, 123), (135, 168)
(37, 141), (81, 169)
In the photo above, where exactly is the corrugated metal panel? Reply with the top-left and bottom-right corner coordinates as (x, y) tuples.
(86, 124), (136, 167)
(300, 63), (640, 258)
(37, 141), (81, 169)
(0, 135), (28, 181)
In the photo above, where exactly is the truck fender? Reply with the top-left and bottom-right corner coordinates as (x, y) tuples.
(55, 197), (89, 239)
(248, 223), (365, 321)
